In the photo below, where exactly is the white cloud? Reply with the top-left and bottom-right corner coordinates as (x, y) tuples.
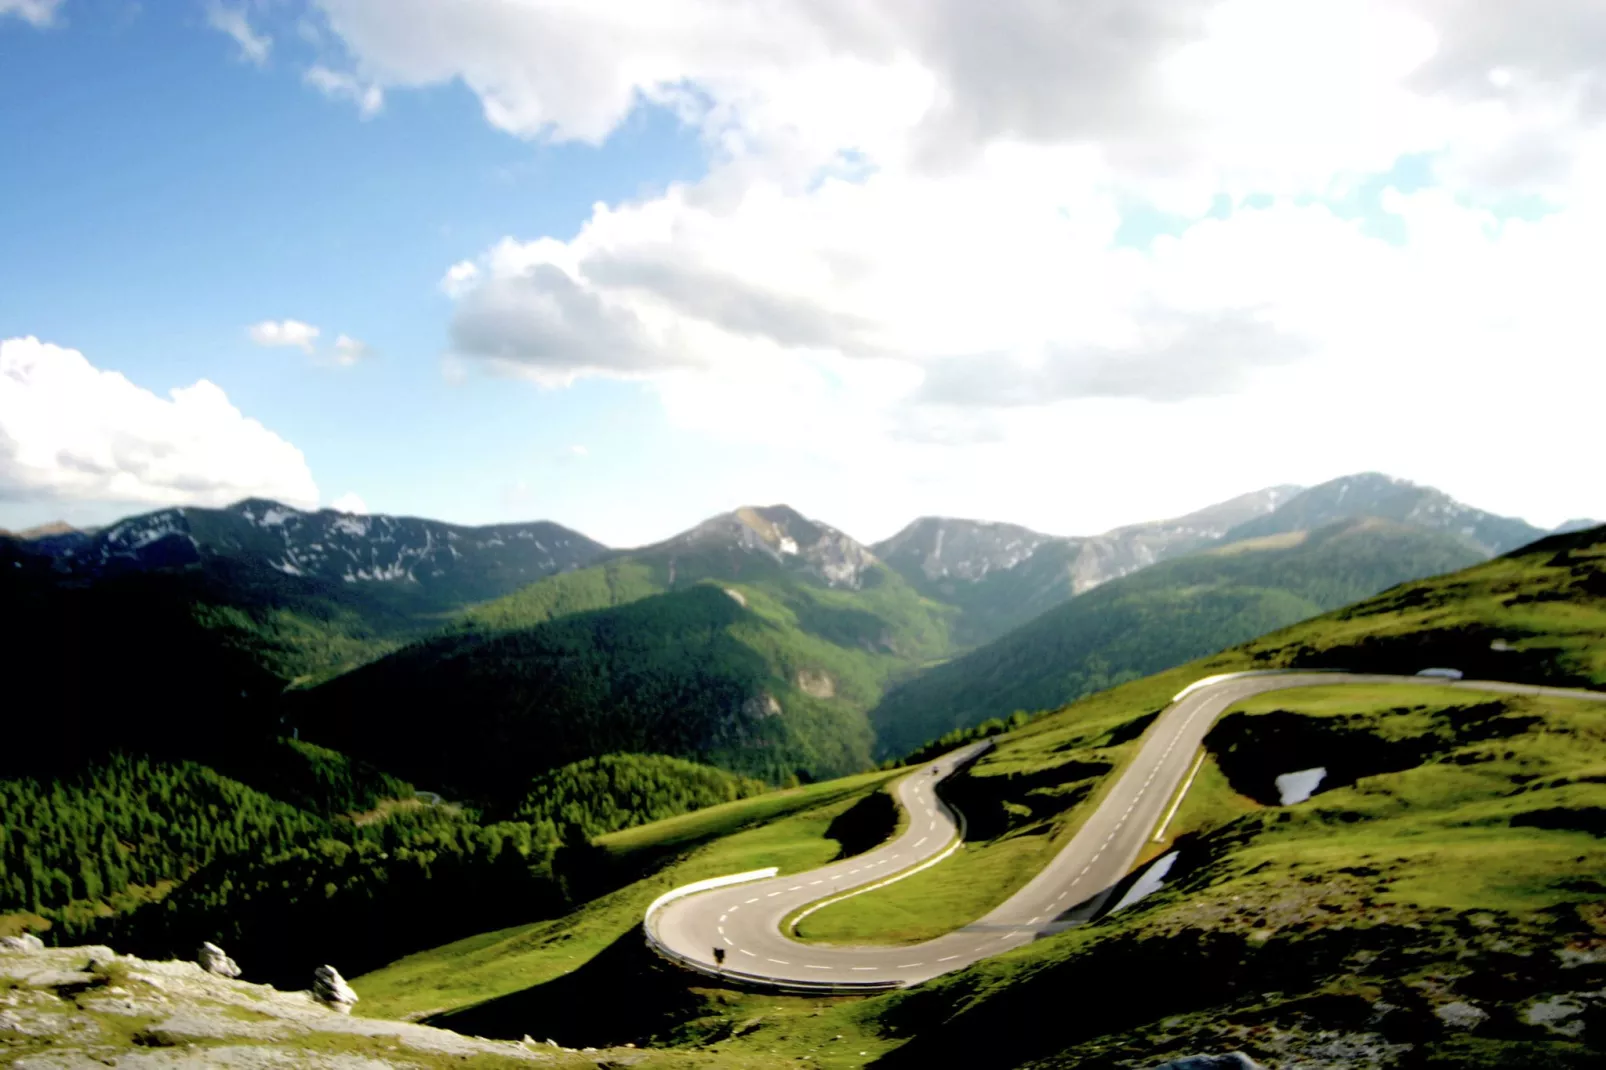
(561, 444), (588, 460)
(304, 65), (384, 118)
(206, 2), (272, 66)
(439, 259), (480, 297)
(0, 0), (62, 27)
(248, 319), (321, 354)
(325, 0), (1606, 530)
(0, 337), (319, 512)
(329, 491), (368, 514)
(330, 333), (372, 365)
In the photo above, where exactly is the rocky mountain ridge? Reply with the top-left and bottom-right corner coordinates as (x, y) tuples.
(10, 499), (607, 612)
(873, 485), (1302, 598)
(638, 503), (879, 590)
(1221, 472), (1545, 556)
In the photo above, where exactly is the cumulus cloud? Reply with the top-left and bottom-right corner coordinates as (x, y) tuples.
(248, 319), (321, 353)
(329, 491), (368, 514)
(0, 0), (62, 27)
(316, 0), (1606, 528)
(0, 337), (318, 511)
(448, 261), (693, 381)
(916, 311), (1311, 407)
(304, 65), (383, 118)
(206, 2), (272, 66)
(330, 334), (372, 365)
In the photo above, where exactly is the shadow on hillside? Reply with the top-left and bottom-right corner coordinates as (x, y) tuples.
(423, 929), (716, 1047)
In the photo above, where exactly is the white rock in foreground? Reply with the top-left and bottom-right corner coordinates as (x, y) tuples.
(312, 964), (358, 1014)
(1, 941), (578, 1067)
(197, 941), (241, 978)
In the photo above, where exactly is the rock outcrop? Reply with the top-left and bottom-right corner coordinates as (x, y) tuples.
(1, 940), (574, 1067)
(1152, 1055), (1267, 1070)
(0, 933), (44, 952)
(196, 941), (240, 978)
(311, 963), (358, 1014)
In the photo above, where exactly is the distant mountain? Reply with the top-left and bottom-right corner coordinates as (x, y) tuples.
(294, 505), (955, 798)
(1221, 473), (1544, 556)
(1, 500), (611, 773)
(635, 504), (880, 589)
(868, 517), (1485, 756)
(24, 499), (606, 613)
(872, 486), (1300, 648)
(1551, 518), (1603, 535)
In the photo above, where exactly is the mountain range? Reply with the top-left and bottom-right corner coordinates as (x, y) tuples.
(2, 472), (1585, 791)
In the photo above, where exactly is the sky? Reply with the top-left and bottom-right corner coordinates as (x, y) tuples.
(2, 0), (1603, 548)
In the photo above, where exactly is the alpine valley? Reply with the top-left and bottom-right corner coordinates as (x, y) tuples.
(4, 474), (1602, 1068)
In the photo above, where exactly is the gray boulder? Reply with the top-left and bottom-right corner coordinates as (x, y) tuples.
(197, 941), (241, 978)
(312, 964), (359, 1013)
(1, 933), (46, 951)
(1153, 1056), (1266, 1070)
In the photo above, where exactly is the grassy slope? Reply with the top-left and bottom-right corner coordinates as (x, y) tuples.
(302, 525), (1606, 1068)
(869, 518), (1487, 756)
(352, 769), (901, 1020)
(796, 524), (1606, 946)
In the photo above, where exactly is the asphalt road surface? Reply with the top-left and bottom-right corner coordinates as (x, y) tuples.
(650, 672), (1606, 990)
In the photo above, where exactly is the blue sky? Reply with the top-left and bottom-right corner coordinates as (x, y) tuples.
(0, 1), (740, 542)
(2, 1), (1601, 544)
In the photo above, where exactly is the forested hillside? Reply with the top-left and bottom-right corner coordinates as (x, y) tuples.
(296, 572), (951, 799)
(514, 754), (768, 838)
(871, 518), (1486, 755)
(1, 742), (792, 986)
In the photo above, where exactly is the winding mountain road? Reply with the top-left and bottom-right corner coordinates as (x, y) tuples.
(648, 672), (1606, 991)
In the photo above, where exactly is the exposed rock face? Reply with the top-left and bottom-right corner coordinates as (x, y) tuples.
(311, 965), (358, 1014)
(196, 942), (240, 978)
(872, 517), (1057, 584)
(1434, 1000), (1489, 1030)
(10, 498), (607, 604)
(1221, 473), (1542, 556)
(742, 693), (783, 719)
(796, 669), (836, 698)
(1151, 1055), (1267, 1070)
(0, 934), (44, 952)
(871, 487), (1302, 649)
(652, 504), (881, 589)
(2, 941), (560, 1066)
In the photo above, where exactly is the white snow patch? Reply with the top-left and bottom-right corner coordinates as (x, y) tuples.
(259, 507), (292, 527)
(778, 537), (799, 556)
(1112, 851), (1180, 912)
(1276, 767), (1327, 805)
(271, 560), (304, 576)
(332, 516), (369, 537)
